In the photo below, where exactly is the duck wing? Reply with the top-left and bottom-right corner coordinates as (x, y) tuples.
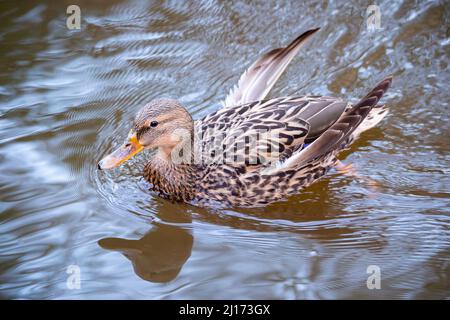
(224, 77), (393, 207)
(287, 77), (393, 168)
(222, 28), (320, 108)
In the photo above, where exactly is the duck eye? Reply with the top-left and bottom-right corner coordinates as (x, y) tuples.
(150, 121), (158, 127)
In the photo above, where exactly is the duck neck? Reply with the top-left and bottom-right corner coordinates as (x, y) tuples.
(144, 150), (195, 201)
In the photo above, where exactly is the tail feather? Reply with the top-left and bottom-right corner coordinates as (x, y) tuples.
(284, 77), (393, 168)
(352, 104), (389, 137)
(350, 77), (392, 111)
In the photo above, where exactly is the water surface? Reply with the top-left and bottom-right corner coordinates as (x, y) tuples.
(0, 0), (449, 299)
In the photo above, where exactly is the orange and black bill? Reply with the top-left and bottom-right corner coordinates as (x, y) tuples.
(98, 132), (143, 170)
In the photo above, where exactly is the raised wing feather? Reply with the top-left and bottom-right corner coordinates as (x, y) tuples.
(222, 28), (320, 108)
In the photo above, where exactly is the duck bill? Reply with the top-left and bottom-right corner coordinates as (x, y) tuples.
(98, 133), (144, 170)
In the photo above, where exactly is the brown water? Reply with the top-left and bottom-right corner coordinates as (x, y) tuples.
(0, 0), (449, 299)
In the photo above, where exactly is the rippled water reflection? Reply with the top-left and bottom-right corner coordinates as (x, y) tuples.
(0, 1), (449, 299)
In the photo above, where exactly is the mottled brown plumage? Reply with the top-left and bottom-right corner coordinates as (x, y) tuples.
(99, 28), (392, 208)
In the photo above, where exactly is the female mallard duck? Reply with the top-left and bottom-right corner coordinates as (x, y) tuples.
(98, 28), (392, 207)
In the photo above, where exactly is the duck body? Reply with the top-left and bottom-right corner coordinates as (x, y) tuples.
(98, 28), (392, 208)
(144, 94), (390, 207)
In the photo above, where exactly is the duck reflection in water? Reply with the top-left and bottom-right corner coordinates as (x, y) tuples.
(98, 223), (193, 283)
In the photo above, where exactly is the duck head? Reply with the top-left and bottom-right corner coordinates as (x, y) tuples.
(98, 98), (193, 170)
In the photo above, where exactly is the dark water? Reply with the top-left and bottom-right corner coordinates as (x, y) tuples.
(0, 0), (449, 299)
